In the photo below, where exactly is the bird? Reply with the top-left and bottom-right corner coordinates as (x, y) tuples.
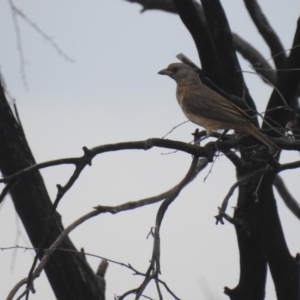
(158, 62), (279, 151)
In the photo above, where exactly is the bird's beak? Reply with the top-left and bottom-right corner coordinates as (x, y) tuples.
(158, 68), (172, 76)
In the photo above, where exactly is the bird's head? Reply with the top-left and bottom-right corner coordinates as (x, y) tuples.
(158, 63), (200, 84)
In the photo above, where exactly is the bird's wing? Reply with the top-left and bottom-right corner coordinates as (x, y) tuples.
(181, 84), (250, 126)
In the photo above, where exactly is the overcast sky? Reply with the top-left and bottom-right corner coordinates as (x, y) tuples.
(1, 1), (300, 299)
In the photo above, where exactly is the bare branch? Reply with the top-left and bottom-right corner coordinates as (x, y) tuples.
(262, 18), (300, 136)
(162, 120), (189, 139)
(7, 209), (101, 300)
(247, 68), (291, 107)
(7, 278), (28, 300)
(96, 260), (109, 278)
(0, 138), (213, 184)
(95, 260), (108, 295)
(125, 0), (177, 13)
(243, 0), (286, 69)
(7, 0), (74, 90)
(132, 131), (204, 299)
(278, 160), (300, 172)
(8, 153), (206, 300)
(124, 0), (203, 16)
(1, 245), (132, 272)
(117, 155), (202, 299)
(9, 0), (74, 63)
(274, 175), (300, 220)
(232, 33), (277, 85)
(8, 0), (27, 89)
(215, 167), (271, 224)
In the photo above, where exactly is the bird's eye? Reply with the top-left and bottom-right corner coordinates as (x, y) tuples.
(171, 67), (178, 73)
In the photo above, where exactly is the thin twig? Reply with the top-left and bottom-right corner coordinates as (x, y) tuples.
(162, 120), (189, 139)
(8, 0), (27, 89)
(135, 155), (200, 299)
(9, 0), (75, 63)
(216, 168), (271, 224)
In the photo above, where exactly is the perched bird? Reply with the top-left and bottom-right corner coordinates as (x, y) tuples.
(158, 63), (279, 150)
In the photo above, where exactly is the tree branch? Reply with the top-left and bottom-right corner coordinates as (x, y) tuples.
(243, 0), (286, 69)
(274, 175), (300, 220)
(124, 0), (202, 16)
(134, 156), (200, 298)
(232, 33), (277, 85)
(263, 18), (300, 135)
(215, 167), (271, 224)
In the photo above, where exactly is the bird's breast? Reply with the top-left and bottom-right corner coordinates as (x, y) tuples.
(176, 92), (208, 127)
(175, 89), (184, 105)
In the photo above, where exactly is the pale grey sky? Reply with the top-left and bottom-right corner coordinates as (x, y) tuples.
(0, 1), (300, 299)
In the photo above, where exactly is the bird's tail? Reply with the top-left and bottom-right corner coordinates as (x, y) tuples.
(246, 124), (280, 151)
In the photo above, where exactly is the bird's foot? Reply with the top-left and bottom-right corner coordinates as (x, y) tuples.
(192, 129), (207, 146)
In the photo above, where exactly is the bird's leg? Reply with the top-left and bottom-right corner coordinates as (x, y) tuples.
(192, 129), (207, 145)
(214, 129), (229, 152)
(218, 129), (229, 142)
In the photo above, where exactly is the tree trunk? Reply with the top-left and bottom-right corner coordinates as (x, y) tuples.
(0, 81), (105, 300)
